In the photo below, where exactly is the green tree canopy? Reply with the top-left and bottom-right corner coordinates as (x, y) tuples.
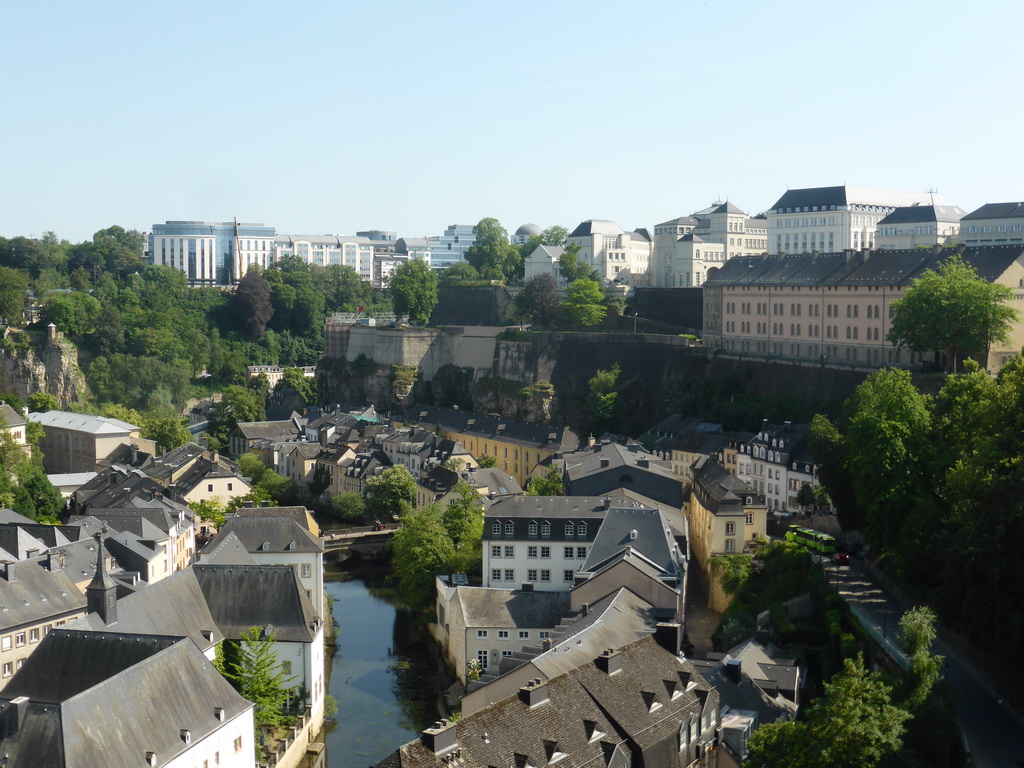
(231, 269), (274, 341)
(0, 267), (29, 327)
(464, 218), (520, 282)
(561, 278), (606, 328)
(329, 490), (366, 523)
(586, 364), (626, 436)
(512, 274), (560, 329)
(26, 392), (58, 413)
(275, 367), (316, 405)
(363, 465), (416, 521)
(558, 243), (597, 284)
(223, 626), (294, 733)
(542, 225), (569, 247)
(390, 503), (456, 609)
(237, 452), (268, 484)
(439, 263), (481, 285)
(141, 415), (192, 452)
(527, 465), (564, 496)
(389, 259), (439, 325)
(888, 254), (1018, 372)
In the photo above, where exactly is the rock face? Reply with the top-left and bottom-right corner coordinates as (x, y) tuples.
(0, 333), (87, 406)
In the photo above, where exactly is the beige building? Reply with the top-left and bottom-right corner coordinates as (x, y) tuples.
(28, 411), (156, 473)
(703, 245), (1024, 372)
(960, 202), (1024, 246)
(566, 220), (653, 286)
(767, 185), (943, 254)
(0, 403), (28, 454)
(686, 457), (766, 569)
(875, 204), (965, 250)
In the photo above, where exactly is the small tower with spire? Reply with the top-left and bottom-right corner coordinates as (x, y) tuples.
(86, 530), (117, 625)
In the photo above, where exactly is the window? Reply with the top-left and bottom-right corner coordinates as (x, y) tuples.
(504, 569), (514, 581)
(504, 522), (514, 536)
(519, 630), (530, 639)
(564, 570), (575, 582)
(565, 523), (575, 537)
(539, 631), (551, 639)
(227, 483), (233, 492)
(541, 523), (551, 537)
(577, 547), (587, 559)
(725, 539), (735, 553)
(504, 545), (514, 557)
(577, 523), (587, 537)
(491, 545), (501, 558)
(540, 546), (550, 558)
(207, 483), (214, 493)
(15, 633), (25, 648)
(527, 569), (538, 581)
(491, 523), (501, 535)
(1, 636), (10, 652)
(477, 649), (489, 670)
(725, 522), (735, 535)
(477, 630), (489, 639)
(528, 546), (538, 558)
(281, 661), (292, 675)
(491, 569), (501, 581)
(528, 522), (538, 537)
(29, 628), (39, 643)
(301, 563), (311, 578)
(498, 630), (509, 639)
(564, 546), (575, 558)
(502, 650), (513, 658)
(1, 663), (10, 678)
(540, 570), (551, 582)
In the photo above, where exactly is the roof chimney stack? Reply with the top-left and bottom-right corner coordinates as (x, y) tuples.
(421, 719), (458, 755)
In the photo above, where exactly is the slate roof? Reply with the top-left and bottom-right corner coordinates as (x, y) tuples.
(0, 631), (252, 767)
(962, 201), (1024, 220)
(0, 562), (85, 633)
(196, 530), (257, 566)
(230, 505), (318, 535)
(65, 568), (223, 653)
(192, 565), (320, 642)
(0, 403), (25, 428)
(769, 185), (939, 211)
(690, 457), (763, 514)
(582, 506), (682, 578)
(568, 220), (626, 238)
(654, 215), (699, 229)
(877, 204), (965, 225)
(0, 527), (50, 560)
(234, 420), (303, 441)
(0, 510), (34, 526)
(564, 442), (682, 508)
(203, 515), (323, 556)
(454, 587), (570, 629)
(400, 405), (578, 452)
(72, 511), (169, 543)
(467, 467), (523, 498)
(28, 411), (137, 435)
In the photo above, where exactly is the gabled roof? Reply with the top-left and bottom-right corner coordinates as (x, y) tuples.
(0, 403), (25, 428)
(962, 201), (1024, 220)
(28, 411), (138, 435)
(231, 505), (318, 536)
(0, 631), (252, 767)
(581, 507), (681, 578)
(192, 565), (320, 642)
(877, 204), (965, 225)
(204, 515), (323, 555)
(400, 405), (578, 452)
(233, 420), (303, 441)
(197, 530), (257, 566)
(568, 220), (626, 238)
(0, 562), (85, 633)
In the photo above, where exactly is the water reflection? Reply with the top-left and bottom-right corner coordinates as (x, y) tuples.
(324, 569), (444, 768)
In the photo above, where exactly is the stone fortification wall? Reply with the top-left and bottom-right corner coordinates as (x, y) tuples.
(0, 333), (87, 406)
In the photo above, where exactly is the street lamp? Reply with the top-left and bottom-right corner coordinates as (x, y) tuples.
(633, 312), (640, 334)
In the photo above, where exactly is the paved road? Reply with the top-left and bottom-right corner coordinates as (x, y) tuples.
(832, 559), (1024, 768)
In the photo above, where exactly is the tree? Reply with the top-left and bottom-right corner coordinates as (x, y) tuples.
(363, 465), (416, 522)
(528, 465), (564, 496)
(442, 482), (484, 577)
(464, 218), (521, 282)
(275, 367), (316, 405)
(512, 274), (560, 329)
(389, 259), (439, 325)
(745, 655), (909, 768)
(899, 606), (944, 710)
(190, 497), (227, 529)
(0, 267), (29, 327)
(475, 453), (497, 468)
(586, 364), (626, 436)
(206, 386), (266, 451)
(807, 413), (862, 531)
(561, 278), (607, 328)
(796, 483), (815, 512)
(390, 504), (456, 609)
(542, 225), (569, 247)
(329, 490), (366, 523)
(558, 243), (597, 284)
(232, 269), (274, 341)
(141, 415), (192, 452)
(26, 392), (58, 413)
(225, 626), (294, 733)
(257, 469), (296, 503)
(439, 263), (481, 285)
(888, 254), (1018, 372)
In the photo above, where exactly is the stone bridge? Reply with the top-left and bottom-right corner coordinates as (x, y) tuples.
(322, 524), (401, 562)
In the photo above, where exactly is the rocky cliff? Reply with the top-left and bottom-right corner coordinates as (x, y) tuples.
(0, 330), (87, 406)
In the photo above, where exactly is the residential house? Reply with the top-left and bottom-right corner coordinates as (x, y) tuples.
(0, 629), (255, 766)
(398, 405), (579, 488)
(70, 511), (172, 582)
(742, 421), (816, 511)
(0, 562), (86, 689)
(383, 634), (720, 767)
(27, 411), (156, 474)
(229, 418), (304, 459)
(563, 440), (683, 509)
(521, 244), (567, 288)
(686, 457), (766, 571)
(0, 403), (29, 457)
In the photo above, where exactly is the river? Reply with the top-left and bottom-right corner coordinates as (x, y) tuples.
(320, 567), (447, 768)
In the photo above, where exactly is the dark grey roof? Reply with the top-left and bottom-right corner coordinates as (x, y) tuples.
(655, 216), (698, 229)
(0, 631), (251, 767)
(400, 405), (578, 452)
(0, 403), (25, 428)
(0, 562), (85, 633)
(515, 223), (543, 237)
(876, 204), (965, 225)
(690, 457), (763, 514)
(962, 202), (1024, 220)
(454, 587), (570, 629)
(196, 530), (257, 565)
(0, 527), (49, 560)
(192, 564), (320, 642)
(233, 420), (303, 441)
(770, 186), (849, 210)
(0, 523), (73, 549)
(582, 507), (681, 578)
(568, 220), (624, 238)
(712, 202), (746, 215)
(564, 443), (681, 508)
(203, 515), (322, 555)
(65, 569), (223, 652)
(230, 505), (315, 534)
(631, 228), (652, 242)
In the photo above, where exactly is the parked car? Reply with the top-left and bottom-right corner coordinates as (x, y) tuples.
(835, 553), (850, 565)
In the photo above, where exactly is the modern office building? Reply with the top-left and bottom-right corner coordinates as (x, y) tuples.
(273, 235), (375, 282)
(959, 202), (1024, 245)
(426, 224), (477, 270)
(149, 221), (276, 286)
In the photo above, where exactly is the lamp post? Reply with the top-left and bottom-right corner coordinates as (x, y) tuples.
(633, 312), (640, 334)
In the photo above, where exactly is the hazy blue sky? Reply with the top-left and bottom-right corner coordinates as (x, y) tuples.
(2, 0), (1022, 243)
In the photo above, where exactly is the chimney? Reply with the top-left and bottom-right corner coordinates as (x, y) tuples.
(587, 434), (596, 449)
(420, 719), (458, 755)
(725, 658), (743, 684)
(542, 637), (554, 652)
(581, 602), (589, 617)
(518, 678), (550, 707)
(145, 753), (157, 767)
(596, 648), (621, 675)
(9, 696), (29, 733)
(4, 562), (16, 583)
(637, 459), (649, 468)
(655, 622), (682, 655)
(603, 497), (611, 510)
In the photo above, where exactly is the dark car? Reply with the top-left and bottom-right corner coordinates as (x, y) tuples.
(835, 553), (850, 565)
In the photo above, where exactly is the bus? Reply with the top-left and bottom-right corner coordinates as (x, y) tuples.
(785, 525), (836, 555)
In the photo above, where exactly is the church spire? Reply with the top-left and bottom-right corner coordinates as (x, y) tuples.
(86, 530), (117, 625)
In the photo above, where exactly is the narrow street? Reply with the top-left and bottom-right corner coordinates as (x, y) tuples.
(832, 559), (1024, 768)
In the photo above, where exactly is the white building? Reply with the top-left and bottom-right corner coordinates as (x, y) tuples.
(521, 245), (567, 288)
(511, 223), (543, 245)
(426, 224), (476, 270)
(959, 202), (1024, 246)
(875, 204), (965, 250)
(273, 234), (375, 282)
(566, 220), (653, 286)
(149, 221), (276, 286)
(767, 186), (943, 254)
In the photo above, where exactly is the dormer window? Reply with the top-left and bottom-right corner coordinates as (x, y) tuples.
(584, 720), (605, 742)
(492, 522), (501, 536)
(565, 523), (574, 537)
(578, 523), (587, 538)
(641, 690), (662, 712)
(504, 522), (514, 536)
(540, 522), (551, 537)
(544, 740), (567, 763)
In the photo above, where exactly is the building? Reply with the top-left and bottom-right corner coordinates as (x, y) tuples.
(512, 223), (543, 246)
(563, 440), (683, 509)
(0, 629), (255, 767)
(273, 234), (375, 282)
(28, 411), (155, 474)
(702, 245), (1024, 371)
(379, 635), (721, 768)
(741, 422), (816, 511)
(398, 405), (579, 488)
(875, 204), (965, 250)
(426, 224), (476, 270)
(959, 202), (1024, 245)
(767, 186), (941, 254)
(0, 562), (86, 688)
(246, 364), (316, 390)
(566, 220), (653, 286)
(229, 418), (304, 459)
(149, 220), (276, 286)
(686, 457), (766, 569)
(521, 244), (567, 288)
(0, 403), (28, 455)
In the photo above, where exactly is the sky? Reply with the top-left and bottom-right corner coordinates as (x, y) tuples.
(2, 0), (1023, 244)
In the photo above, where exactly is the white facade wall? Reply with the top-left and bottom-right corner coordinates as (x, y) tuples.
(163, 708), (255, 768)
(275, 630), (326, 733)
(482, 538), (590, 592)
(466, 623), (556, 676)
(274, 236), (375, 282)
(248, 550), (325, 619)
(182, 475), (250, 506)
(961, 218), (1024, 245)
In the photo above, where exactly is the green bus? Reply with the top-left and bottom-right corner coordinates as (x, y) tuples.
(785, 525), (836, 555)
